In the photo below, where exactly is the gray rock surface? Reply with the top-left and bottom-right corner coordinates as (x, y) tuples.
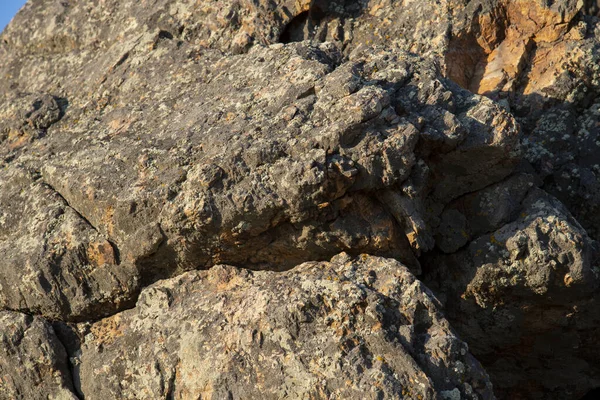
(424, 188), (600, 399)
(74, 254), (494, 400)
(0, 165), (139, 321)
(0, 311), (77, 400)
(0, 27), (520, 321)
(0, 0), (599, 399)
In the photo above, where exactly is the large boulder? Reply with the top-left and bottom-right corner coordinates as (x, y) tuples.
(0, 28), (520, 320)
(73, 254), (495, 400)
(1, 0), (600, 399)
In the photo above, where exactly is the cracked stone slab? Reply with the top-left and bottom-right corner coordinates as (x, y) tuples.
(74, 254), (495, 400)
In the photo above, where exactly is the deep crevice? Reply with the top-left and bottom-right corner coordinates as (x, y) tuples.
(113, 51), (129, 69)
(157, 30), (174, 40)
(280, 11), (311, 44)
(50, 322), (84, 400)
(580, 386), (600, 399)
(584, 0), (600, 16)
(278, 0), (367, 44)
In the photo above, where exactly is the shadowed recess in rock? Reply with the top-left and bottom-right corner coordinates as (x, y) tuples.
(581, 387), (600, 400)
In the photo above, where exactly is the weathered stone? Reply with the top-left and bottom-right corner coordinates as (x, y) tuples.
(525, 98), (600, 243)
(74, 254), (494, 400)
(0, 166), (139, 321)
(0, 311), (77, 400)
(0, 25), (520, 320)
(1, 0), (600, 398)
(433, 173), (536, 254)
(424, 189), (600, 399)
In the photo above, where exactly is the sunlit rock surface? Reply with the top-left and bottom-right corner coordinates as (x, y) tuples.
(1, 0), (599, 398)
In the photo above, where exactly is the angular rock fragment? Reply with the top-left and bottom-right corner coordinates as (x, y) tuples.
(75, 254), (494, 400)
(0, 311), (78, 399)
(0, 166), (139, 321)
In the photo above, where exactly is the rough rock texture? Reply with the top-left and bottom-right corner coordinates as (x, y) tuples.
(0, 311), (77, 400)
(1, 0), (600, 399)
(424, 187), (600, 398)
(74, 254), (494, 400)
(0, 165), (138, 321)
(0, 18), (521, 320)
(586, 0), (600, 17)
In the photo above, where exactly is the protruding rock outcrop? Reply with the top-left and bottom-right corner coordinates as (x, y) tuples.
(0, 39), (521, 321)
(0, 312), (77, 399)
(424, 188), (600, 398)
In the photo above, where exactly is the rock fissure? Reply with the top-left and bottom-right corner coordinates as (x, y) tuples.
(51, 323), (85, 400)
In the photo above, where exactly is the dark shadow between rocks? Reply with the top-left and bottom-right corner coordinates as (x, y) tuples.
(279, 11), (312, 44)
(56, 96), (69, 120)
(585, 0), (600, 17)
(417, 86), (600, 396)
(581, 387), (600, 400)
(51, 322), (84, 399)
(278, 0), (368, 44)
(445, 31), (489, 93)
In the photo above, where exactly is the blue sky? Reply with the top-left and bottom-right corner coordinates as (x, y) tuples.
(0, 0), (27, 33)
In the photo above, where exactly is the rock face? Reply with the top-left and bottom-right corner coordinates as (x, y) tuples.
(0, 166), (138, 321)
(75, 254), (494, 400)
(424, 187), (600, 398)
(0, 0), (599, 399)
(0, 18), (522, 321)
(0, 311), (77, 400)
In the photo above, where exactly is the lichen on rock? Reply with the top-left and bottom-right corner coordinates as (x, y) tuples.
(75, 254), (495, 400)
(0, 0), (599, 399)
